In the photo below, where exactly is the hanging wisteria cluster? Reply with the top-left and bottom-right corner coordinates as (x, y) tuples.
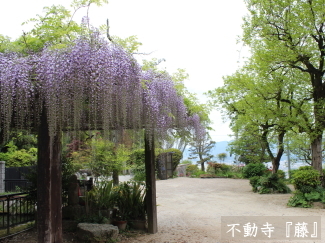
(0, 33), (204, 142)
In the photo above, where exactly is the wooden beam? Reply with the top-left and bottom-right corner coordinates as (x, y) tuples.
(37, 106), (62, 243)
(144, 133), (157, 233)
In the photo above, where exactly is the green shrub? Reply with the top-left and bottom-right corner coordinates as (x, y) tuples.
(0, 146), (37, 167)
(186, 164), (199, 176)
(262, 173), (291, 194)
(277, 170), (286, 179)
(304, 191), (321, 202)
(287, 191), (311, 208)
(299, 185), (316, 193)
(228, 172), (244, 179)
(128, 149), (145, 166)
(249, 173), (291, 194)
(220, 164), (232, 173)
(314, 186), (325, 203)
(128, 149), (146, 182)
(242, 163), (267, 178)
(131, 164), (146, 182)
(192, 170), (206, 178)
(249, 176), (260, 192)
(206, 164), (216, 174)
(291, 167), (321, 191)
(289, 169), (298, 179)
(287, 167), (325, 208)
(288, 188), (325, 206)
(206, 163), (244, 179)
(298, 165), (314, 171)
(287, 187), (325, 208)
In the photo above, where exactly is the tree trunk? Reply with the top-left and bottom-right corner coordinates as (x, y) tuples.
(144, 133), (157, 233)
(310, 73), (324, 175)
(201, 162), (205, 172)
(199, 153), (205, 171)
(0, 129), (4, 146)
(272, 158), (280, 174)
(261, 125), (285, 174)
(311, 134), (323, 174)
(37, 107), (62, 243)
(112, 169), (119, 186)
(272, 131), (285, 174)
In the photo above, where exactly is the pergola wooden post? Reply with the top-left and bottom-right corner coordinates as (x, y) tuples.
(37, 107), (63, 243)
(144, 133), (158, 233)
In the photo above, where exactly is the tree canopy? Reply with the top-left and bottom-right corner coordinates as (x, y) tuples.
(208, 0), (325, 173)
(242, 0), (325, 173)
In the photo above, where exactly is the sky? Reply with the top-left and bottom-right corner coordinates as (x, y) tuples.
(0, 0), (249, 142)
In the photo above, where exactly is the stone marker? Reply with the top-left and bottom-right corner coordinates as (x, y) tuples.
(68, 174), (79, 206)
(77, 223), (119, 243)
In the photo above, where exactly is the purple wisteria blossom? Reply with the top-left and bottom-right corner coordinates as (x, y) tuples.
(0, 33), (203, 141)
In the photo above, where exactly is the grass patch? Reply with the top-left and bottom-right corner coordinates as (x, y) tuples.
(0, 221), (35, 238)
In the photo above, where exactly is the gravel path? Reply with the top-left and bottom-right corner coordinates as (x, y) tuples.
(3, 177), (325, 243)
(122, 177), (325, 243)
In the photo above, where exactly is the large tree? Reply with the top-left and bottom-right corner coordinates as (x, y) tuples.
(242, 0), (325, 173)
(208, 66), (302, 172)
(188, 131), (215, 171)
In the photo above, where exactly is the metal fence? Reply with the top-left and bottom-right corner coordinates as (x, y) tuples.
(0, 192), (36, 235)
(4, 166), (35, 192)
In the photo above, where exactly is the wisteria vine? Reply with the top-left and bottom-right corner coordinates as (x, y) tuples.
(0, 33), (204, 143)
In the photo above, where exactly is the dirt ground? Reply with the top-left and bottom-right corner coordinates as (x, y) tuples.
(3, 177), (325, 243)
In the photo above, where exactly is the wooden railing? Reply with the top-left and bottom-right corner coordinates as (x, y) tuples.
(0, 192), (35, 236)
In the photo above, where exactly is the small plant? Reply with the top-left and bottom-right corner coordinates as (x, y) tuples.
(304, 191), (321, 202)
(287, 191), (311, 208)
(287, 186), (325, 208)
(113, 181), (146, 221)
(14, 185), (21, 192)
(242, 163), (268, 178)
(85, 179), (114, 212)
